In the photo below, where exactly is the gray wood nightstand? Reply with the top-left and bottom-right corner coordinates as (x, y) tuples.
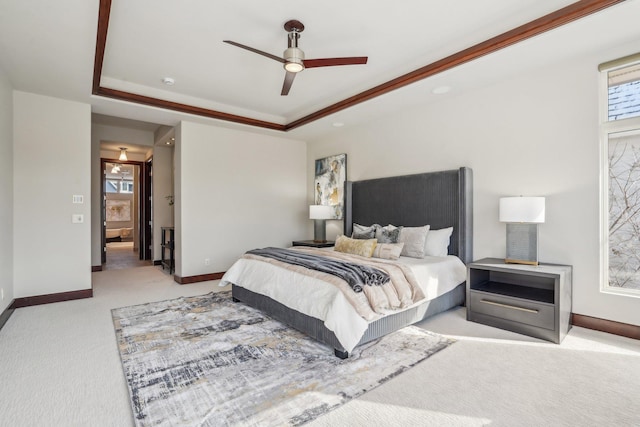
(467, 258), (572, 343)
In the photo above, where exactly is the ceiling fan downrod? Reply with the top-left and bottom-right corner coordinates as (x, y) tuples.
(283, 20), (305, 73)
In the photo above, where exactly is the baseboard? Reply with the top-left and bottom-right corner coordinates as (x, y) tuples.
(571, 313), (640, 341)
(153, 260), (162, 266)
(0, 301), (15, 331)
(174, 272), (225, 285)
(12, 289), (93, 308)
(91, 265), (102, 272)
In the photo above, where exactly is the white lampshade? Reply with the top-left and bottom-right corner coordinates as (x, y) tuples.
(119, 147), (128, 161)
(499, 197), (545, 223)
(309, 205), (333, 220)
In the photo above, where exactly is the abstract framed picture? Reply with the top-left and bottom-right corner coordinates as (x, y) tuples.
(106, 199), (131, 221)
(314, 153), (347, 219)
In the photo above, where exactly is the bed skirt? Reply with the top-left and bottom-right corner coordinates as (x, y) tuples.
(231, 282), (465, 357)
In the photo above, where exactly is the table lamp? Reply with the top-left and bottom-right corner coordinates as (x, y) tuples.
(499, 196), (545, 265)
(309, 205), (333, 243)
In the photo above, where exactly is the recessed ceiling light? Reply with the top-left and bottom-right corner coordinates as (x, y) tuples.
(432, 86), (451, 94)
(332, 122), (344, 127)
(162, 77), (175, 85)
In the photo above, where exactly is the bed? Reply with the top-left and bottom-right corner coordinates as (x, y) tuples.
(221, 167), (473, 358)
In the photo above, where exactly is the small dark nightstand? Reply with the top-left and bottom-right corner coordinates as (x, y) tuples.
(292, 240), (335, 248)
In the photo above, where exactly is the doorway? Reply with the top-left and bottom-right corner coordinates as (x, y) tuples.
(101, 159), (153, 270)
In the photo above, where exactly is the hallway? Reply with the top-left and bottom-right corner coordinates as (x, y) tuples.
(104, 242), (152, 270)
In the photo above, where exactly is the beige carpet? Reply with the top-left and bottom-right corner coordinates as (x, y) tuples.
(0, 265), (639, 426)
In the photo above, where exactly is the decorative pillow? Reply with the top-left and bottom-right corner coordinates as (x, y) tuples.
(334, 235), (377, 258)
(389, 224), (430, 258)
(375, 225), (403, 243)
(424, 227), (453, 257)
(372, 243), (404, 260)
(352, 228), (376, 239)
(352, 223), (379, 240)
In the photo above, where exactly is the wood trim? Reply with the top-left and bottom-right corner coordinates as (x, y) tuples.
(572, 313), (640, 341)
(93, 0), (624, 132)
(173, 272), (225, 285)
(12, 289), (93, 309)
(0, 301), (15, 331)
(286, 0), (626, 130)
(93, 0), (112, 94)
(92, 265), (103, 272)
(94, 87), (286, 132)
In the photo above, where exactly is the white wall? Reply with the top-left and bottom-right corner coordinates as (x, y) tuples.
(13, 92), (91, 297)
(0, 65), (13, 311)
(175, 121), (307, 277)
(152, 145), (173, 261)
(308, 51), (639, 327)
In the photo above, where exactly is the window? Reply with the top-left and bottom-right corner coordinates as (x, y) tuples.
(601, 54), (640, 296)
(106, 180), (119, 193)
(120, 181), (134, 193)
(105, 178), (133, 193)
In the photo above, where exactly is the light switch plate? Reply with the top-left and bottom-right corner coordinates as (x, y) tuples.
(72, 195), (84, 204)
(72, 214), (84, 223)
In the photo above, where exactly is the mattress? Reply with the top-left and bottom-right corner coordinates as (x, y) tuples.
(220, 251), (466, 352)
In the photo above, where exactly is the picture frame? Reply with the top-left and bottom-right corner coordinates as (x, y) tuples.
(106, 199), (131, 221)
(314, 153), (347, 220)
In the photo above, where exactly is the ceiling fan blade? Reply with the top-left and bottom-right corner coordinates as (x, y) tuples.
(303, 57), (368, 68)
(223, 40), (285, 63)
(281, 72), (296, 96)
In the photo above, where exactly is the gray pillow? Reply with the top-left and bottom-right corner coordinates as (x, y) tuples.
(376, 225), (403, 243)
(352, 229), (376, 239)
(352, 223), (379, 240)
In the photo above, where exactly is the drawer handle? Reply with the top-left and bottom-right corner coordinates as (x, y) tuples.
(480, 299), (539, 314)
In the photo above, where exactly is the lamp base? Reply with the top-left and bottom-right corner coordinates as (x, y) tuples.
(505, 223), (539, 266)
(313, 219), (327, 243)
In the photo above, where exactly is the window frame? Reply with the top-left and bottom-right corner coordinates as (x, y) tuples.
(120, 180), (134, 193)
(599, 57), (640, 298)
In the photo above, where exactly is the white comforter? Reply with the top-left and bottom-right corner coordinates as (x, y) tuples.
(220, 252), (466, 352)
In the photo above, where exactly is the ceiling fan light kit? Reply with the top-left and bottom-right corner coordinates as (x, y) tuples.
(224, 19), (367, 96)
(283, 48), (304, 73)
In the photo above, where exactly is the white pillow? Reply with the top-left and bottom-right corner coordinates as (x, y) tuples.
(424, 227), (453, 257)
(389, 225), (430, 258)
(372, 243), (404, 260)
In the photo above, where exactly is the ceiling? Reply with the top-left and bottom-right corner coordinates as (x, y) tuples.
(1, 0), (640, 140)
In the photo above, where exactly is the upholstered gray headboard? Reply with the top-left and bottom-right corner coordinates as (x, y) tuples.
(344, 167), (473, 264)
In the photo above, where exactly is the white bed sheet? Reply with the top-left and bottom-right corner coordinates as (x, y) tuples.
(220, 253), (466, 352)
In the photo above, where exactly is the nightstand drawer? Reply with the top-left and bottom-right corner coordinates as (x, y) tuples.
(469, 290), (555, 330)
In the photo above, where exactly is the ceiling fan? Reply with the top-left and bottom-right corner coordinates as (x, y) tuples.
(223, 20), (368, 96)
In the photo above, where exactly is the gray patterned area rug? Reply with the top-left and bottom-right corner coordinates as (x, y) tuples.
(112, 291), (454, 427)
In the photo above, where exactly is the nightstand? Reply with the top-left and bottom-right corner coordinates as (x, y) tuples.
(292, 240), (335, 248)
(467, 258), (572, 343)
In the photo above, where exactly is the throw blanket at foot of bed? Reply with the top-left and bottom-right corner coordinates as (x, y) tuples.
(240, 247), (425, 320)
(246, 247), (390, 291)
